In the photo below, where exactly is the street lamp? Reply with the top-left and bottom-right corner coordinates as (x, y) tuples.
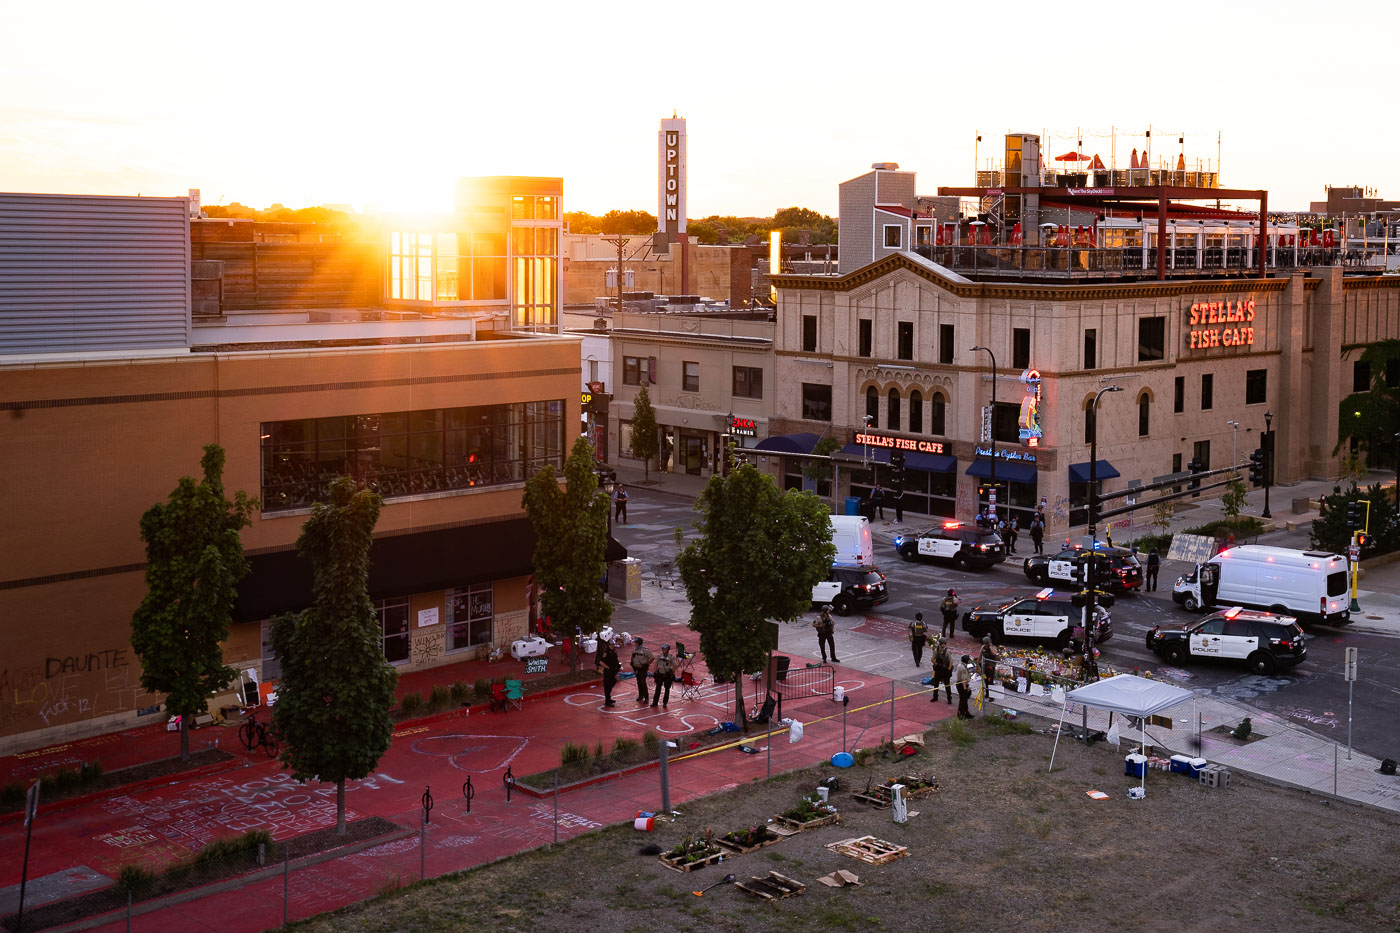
(1262, 410), (1274, 519)
(1088, 386), (1124, 537)
(598, 468), (617, 533)
(970, 346), (997, 519)
(1226, 420), (1240, 469)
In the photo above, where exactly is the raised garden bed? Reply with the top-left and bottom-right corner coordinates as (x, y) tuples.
(658, 834), (726, 873)
(716, 825), (782, 855)
(773, 795), (841, 832)
(854, 774), (940, 809)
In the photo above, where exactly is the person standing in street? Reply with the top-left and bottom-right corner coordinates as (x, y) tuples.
(814, 606), (839, 663)
(939, 589), (960, 639)
(597, 637), (621, 708)
(931, 637), (953, 704)
(630, 637), (654, 703)
(1146, 548), (1161, 592)
(870, 483), (885, 520)
(909, 612), (929, 667)
(1030, 515), (1045, 555)
(613, 484), (629, 524)
(1006, 517), (1019, 555)
(892, 488), (904, 524)
(979, 635), (1000, 706)
(954, 655), (974, 718)
(650, 643), (676, 708)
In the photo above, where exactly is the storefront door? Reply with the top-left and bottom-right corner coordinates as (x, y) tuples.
(683, 434), (705, 475)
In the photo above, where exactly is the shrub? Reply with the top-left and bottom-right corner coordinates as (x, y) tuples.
(428, 684), (452, 712)
(398, 691), (425, 717)
(81, 760), (104, 784)
(611, 736), (641, 765)
(945, 716), (977, 747)
(449, 681), (471, 704)
(642, 730), (660, 755)
(473, 678), (492, 700)
(193, 835), (246, 867)
(1, 782), (24, 806)
(117, 864), (158, 895)
(560, 740), (590, 767)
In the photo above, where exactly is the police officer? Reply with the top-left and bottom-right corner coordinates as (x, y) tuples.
(596, 637), (621, 708)
(979, 635), (1000, 706)
(931, 637), (953, 704)
(909, 612), (929, 667)
(1146, 548), (1161, 592)
(651, 643), (676, 709)
(814, 606), (839, 663)
(939, 589), (960, 639)
(954, 655), (974, 719)
(630, 637), (654, 703)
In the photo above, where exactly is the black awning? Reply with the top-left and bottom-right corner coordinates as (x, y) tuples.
(235, 518), (628, 623)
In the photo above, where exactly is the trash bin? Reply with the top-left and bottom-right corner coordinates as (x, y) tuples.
(859, 500), (876, 521)
(844, 496), (861, 516)
(771, 655), (792, 683)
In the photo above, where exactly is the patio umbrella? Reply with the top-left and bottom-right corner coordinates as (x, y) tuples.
(1009, 222), (1023, 245)
(1176, 153), (1186, 171)
(1088, 154), (1106, 171)
(1129, 148), (1139, 169)
(1055, 151), (1089, 162)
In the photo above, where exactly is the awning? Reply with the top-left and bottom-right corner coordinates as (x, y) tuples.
(839, 444), (955, 473)
(234, 518), (628, 623)
(1068, 460), (1121, 483)
(754, 432), (821, 454)
(964, 458), (1038, 484)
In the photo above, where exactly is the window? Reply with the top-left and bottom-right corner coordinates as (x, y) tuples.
(1195, 618), (1224, 636)
(1013, 328), (1030, 369)
(908, 390), (923, 434)
(1084, 329), (1097, 370)
(378, 598), (411, 664)
(1138, 316), (1165, 361)
(1138, 393), (1150, 437)
(938, 324), (955, 365)
(1201, 373), (1214, 411)
(897, 321), (914, 361)
(1353, 360), (1372, 393)
(993, 402), (1020, 444)
(1083, 398), (1095, 444)
(1193, 439), (1211, 471)
(883, 224), (902, 249)
(866, 386), (879, 423)
(447, 584), (493, 652)
(260, 401), (564, 512)
(623, 356), (643, 386)
(732, 366), (763, 399)
(682, 361), (700, 393)
(1173, 376), (1185, 413)
(1172, 452), (1183, 474)
(389, 232), (441, 301)
(1387, 359), (1400, 388)
(802, 315), (817, 352)
(1246, 369), (1267, 405)
(801, 383), (832, 421)
(930, 392), (946, 435)
(858, 319), (872, 357)
(887, 389), (901, 430)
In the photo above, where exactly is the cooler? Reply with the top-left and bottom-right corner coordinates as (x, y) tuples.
(1170, 754), (1194, 775)
(1124, 753), (1147, 778)
(1188, 757), (1208, 778)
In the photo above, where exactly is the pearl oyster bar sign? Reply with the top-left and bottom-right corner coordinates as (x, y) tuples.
(1187, 297), (1256, 350)
(854, 432), (945, 454)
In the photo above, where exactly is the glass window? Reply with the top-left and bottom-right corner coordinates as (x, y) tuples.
(1138, 316), (1166, 362)
(536, 196), (557, 220)
(1084, 399), (1094, 444)
(897, 321), (914, 360)
(908, 390), (923, 434)
(887, 389), (901, 430)
(733, 366), (763, 399)
(802, 315), (817, 352)
(623, 356), (642, 386)
(1013, 328), (1030, 369)
(1195, 618), (1224, 636)
(511, 195), (534, 220)
(883, 225), (902, 248)
(802, 383), (832, 421)
(939, 324), (954, 365)
(448, 584), (494, 652)
(858, 319), (872, 358)
(513, 227), (535, 256)
(1353, 360), (1371, 393)
(1246, 369), (1267, 405)
(1139, 393), (1150, 437)
(930, 393), (946, 435)
(1084, 329), (1097, 370)
(992, 402), (1019, 444)
(379, 598), (411, 664)
(866, 386), (879, 423)
(1174, 376), (1185, 413)
(682, 361), (700, 393)
(1201, 373), (1214, 411)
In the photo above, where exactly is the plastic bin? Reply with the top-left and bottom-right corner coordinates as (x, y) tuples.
(844, 496), (861, 516)
(1170, 754), (1194, 775)
(1124, 753), (1147, 778)
(1188, 757), (1208, 778)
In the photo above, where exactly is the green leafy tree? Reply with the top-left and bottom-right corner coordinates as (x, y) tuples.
(773, 206), (838, 245)
(1220, 475), (1247, 519)
(271, 477), (397, 834)
(1150, 499), (1176, 537)
(803, 435), (842, 509)
(563, 211), (602, 235)
(1336, 339), (1400, 467)
(523, 437), (614, 668)
(131, 444), (257, 761)
(630, 386), (660, 482)
(677, 465), (835, 725)
(1311, 481), (1398, 558)
(599, 209), (658, 235)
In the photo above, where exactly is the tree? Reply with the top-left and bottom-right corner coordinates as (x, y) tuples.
(271, 477), (398, 834)
(1335, 339), (1400, 466)
(1311, 481), (1399, 558)
(677, 465), (835, 726)
(773, 206), (838, 245)
(630, 386), (660, 482)
(802, 435), (842, 509)
(1220, 475), (1247, 519)
(522, 437), (614, 667)
(600, 210), (657, 235)
(131, 444), (257, 761)
(1150, 499), (1176, 537)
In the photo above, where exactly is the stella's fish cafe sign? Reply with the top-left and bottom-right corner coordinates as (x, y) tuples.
(855, 432), (945, 454)
(1187, 298), (1256, 349)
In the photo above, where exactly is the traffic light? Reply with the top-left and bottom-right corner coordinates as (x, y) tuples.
(1345, 500), (1363, 529)
(1187, 458), (1203, 491)
(1357, 532), (1368, 547)
(719, 434), (733, 477)
(1248, 448), (1265, 487)
(889, 450), (905, 491)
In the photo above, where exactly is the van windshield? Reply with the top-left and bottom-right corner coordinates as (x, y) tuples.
(1327, 571), (1348, 597)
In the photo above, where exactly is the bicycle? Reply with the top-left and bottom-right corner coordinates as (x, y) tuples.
(238, 708), (280, 759)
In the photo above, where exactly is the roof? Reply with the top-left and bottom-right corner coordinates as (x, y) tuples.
(1066, 674), (1193, 718)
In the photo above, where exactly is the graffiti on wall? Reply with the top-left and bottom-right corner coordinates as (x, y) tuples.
(3, 646), (160, 735)
(411, 630), (445, 668)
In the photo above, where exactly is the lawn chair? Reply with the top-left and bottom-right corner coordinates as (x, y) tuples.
(674, 641), (703, 702)
(504, 679), (524, 711)
(489, 682), (509, 713)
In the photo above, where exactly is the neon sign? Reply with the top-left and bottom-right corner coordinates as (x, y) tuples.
(1187, 298), (1256, 350)
(1018, 368), (1042, 447)
(854, 432), (945, 454)
(728, 417), (757, 437)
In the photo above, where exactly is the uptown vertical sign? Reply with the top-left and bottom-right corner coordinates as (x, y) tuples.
(658, 116), (687, 235)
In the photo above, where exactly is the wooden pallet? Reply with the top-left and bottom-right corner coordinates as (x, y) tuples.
(716, 829), (782, 854)
(736, 871), (805, 900)
(853, 778), (939, 809)
(658, 849), (725, 873)
(826, 835), (909, 865)
(773, 812), (840, 832)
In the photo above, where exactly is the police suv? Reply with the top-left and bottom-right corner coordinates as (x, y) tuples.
(811, 566), (888, 616)
(962, 588), (1113, 649)
(1023, 542), (1142, 593)
(1146, 607), (1307, 676)
(893, 521), (1005, 571)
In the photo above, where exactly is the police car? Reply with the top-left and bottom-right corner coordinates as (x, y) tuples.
(1023, 542), (1142, 593)
(811, 566), (889, 616)
(962, 588), (1113, 649)
(893, 521), (1005, 571)
(1146, 607), (1307, 675)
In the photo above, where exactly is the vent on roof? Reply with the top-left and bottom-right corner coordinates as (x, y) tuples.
(871, 162), (900, 171)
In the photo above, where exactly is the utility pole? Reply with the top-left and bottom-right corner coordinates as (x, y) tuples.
(603, 235), (627, 319)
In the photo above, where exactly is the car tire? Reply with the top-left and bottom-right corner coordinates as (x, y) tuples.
(1269, 604), (1290, 616)
(900, 546), (916, 563)
(832, 596), (852, 617)
(1248, 651), (1277, 676)
(1164, 644), (1186, 666)
(1183, 595), (1200, 612)
(953, 553), (970, 571)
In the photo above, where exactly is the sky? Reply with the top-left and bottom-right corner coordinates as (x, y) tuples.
(2, 0), (1396, 217)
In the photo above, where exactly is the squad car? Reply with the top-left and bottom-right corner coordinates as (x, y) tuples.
(1146, 607), (1307, 675)
(1023, 542), (1142, 593)
(812, 566), (889, 616)
(963, 588), (1113, 649)
(893, 521), (1006, 571)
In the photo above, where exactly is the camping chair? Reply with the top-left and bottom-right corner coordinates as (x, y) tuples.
(674, 642), (702, 702)
(504, 679), (525, 711)
(488, 682), (509, 713)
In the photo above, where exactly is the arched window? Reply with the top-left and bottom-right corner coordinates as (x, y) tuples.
(1083, 398), (1095, 444)
(1138, 391), (1151, 437)
(908, 389), (923, 434)
(887, 388), (901, 430)
(930, 392), (947, 436)
(865, 386), (879, 424)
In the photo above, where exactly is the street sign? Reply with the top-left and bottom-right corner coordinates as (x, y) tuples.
(1348, 544), (1361, 561)
(988, 487), (997, 518)
(1344, 646), (1358, 682)
(23, 782), (38, 827)
(980, 406), (993, 443)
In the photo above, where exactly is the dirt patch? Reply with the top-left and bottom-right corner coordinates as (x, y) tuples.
(0, 748), (237, 815)
(287, 717), (1400, 933)
(1209, 723), (1266, 745)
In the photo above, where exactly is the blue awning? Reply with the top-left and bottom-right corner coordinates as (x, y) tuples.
(754, 432), (821, 454)
(1068, 460), (1121, 483)
(964, 457), (1038, 484)
(839, 444), (956, 473)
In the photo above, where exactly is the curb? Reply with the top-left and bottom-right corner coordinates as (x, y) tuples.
(391, 675), (604, 733)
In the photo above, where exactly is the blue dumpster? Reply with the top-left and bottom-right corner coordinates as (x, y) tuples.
(844, 496), (861, 516)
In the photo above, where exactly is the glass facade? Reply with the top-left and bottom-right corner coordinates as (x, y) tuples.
(447, 583), (494, 652)
(378, 597), (411, 664)
(389, 230), (506, 302)
(511, 195), (560, 332)
(260, 401), (565, 512)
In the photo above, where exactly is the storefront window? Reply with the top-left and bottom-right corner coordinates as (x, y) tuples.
(378, 598), (411, 664)
(447, 584), (494, 651)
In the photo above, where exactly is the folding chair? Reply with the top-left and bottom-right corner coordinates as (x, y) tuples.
(674, 642), (704, 701)
(504, 679), (524, 711)
(489, 682), (509, 713)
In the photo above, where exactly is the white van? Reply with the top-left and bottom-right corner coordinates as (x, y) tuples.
(830, 515), (875, 567)
(1171, 545), (1351, 626)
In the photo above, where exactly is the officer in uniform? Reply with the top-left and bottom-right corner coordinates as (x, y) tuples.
(813, 606), (839, 663)
(909, 612), (929, 667)
(596, 637), (621, 708)
(931, 637), (953, 703)
(630, 637), (654, 703)
(979, 635), (1000, 705)
(939, 589), (960, 639)
(651, 643), (676, 708)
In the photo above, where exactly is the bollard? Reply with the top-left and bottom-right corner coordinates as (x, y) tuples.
(503, 766), (514, 802)
(420, 810), (426, 881)
(462, 776), (474, 814)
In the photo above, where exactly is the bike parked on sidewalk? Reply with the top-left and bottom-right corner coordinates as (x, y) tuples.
(239, 707), (280, 758)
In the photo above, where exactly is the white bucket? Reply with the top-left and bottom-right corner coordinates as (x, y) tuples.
(833, 686), (846, 703)
(633, 816), (655, 831)
(815, 787), (829, 803)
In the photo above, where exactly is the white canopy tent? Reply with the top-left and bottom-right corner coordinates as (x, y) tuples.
(1049, 674), (1195, 795)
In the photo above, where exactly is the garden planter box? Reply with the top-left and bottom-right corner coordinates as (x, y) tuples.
(717, 828), (783, 855)
(658, 848), (725, 872)
(773, 811), (841, 833)
(855, 776), (939, 809)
